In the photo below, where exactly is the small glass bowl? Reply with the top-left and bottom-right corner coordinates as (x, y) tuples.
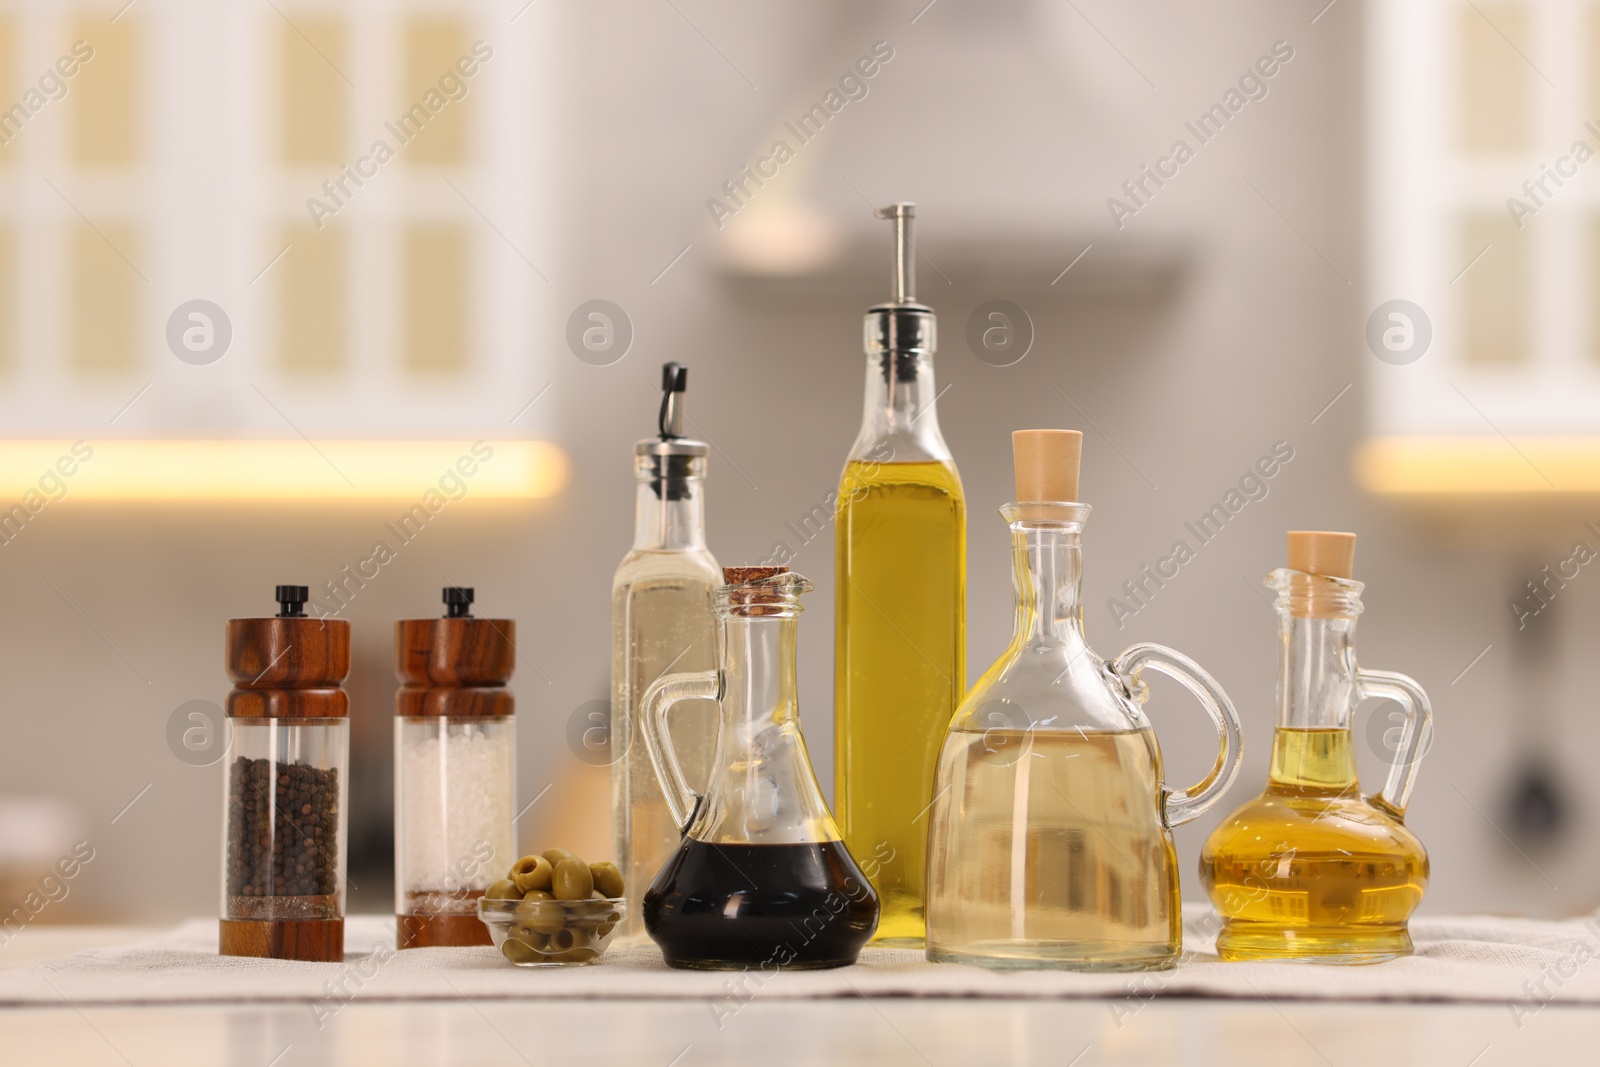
(478, 896), (626, 967)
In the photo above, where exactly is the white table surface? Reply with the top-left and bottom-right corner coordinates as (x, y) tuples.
(1, 926), (1594, 1066)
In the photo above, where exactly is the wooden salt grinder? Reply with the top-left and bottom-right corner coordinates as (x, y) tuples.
(394, 586), (516, 949)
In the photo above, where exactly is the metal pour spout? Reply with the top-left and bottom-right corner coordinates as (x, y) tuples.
(863, 202), (934, 360)
(877, 202), (916, 305)
(659, 361), (688, 440)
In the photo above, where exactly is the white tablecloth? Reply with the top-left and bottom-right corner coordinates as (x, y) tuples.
(3, 909), (1598, 1022)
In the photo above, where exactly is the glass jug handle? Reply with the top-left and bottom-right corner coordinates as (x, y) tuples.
(639, 669), (719, 831)
(1354, 667), (1432, 819)
(1111, 643), (1243, 828)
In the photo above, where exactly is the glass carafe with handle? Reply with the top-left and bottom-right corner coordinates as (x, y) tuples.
(925, 430), (1243, 971)
(1200, 531), (1432, 963)
(641, 567), (879, 970)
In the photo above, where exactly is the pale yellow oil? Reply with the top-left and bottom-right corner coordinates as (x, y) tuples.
(611, 563), (720, 942)
(1199, 728), (1428, 963)
(925, 729), (1181, 970)
(835, 459), (964, 945)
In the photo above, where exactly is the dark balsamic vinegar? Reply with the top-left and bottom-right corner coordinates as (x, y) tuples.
(643, 839), (879, 969)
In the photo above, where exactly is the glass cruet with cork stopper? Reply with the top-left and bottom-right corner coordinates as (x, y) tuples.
(611, 361), (721, 943)
(221, 585), (350, 962)
(394, 587), (516, 949)
(640, 567), (879, 970)
(924, 431), (1243, 971)
(1200, 532), (1432, 963)
(835, 202), (966, 946)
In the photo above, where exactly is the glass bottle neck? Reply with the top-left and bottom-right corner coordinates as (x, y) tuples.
(633, 462), (706, 551)
(1276, 614), (1358, 729)
(1270, 613), (1360, 793)
(1010, 522), (1087, 648)
(848, 351), (952, 463)
(697, 610), (839, 844)
(716, 614), (798, 729)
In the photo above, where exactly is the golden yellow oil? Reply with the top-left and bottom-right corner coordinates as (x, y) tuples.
(835, 459), (964, 945)
(925, 728), (1181, 970)
(1199, 727), (1428, 962)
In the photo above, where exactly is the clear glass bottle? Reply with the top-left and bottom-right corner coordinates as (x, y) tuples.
(1200, 532), (1432, 963)
(835, 203), (965, 946)
(641, 568), (879, 970)
(221, 586), (350, 963)
(925, 431), (1242, 971)
(394, 587), (516, 949)
(611, 363), (720, 942)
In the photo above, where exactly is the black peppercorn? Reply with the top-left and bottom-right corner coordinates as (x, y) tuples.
(224, 756), (341, 919)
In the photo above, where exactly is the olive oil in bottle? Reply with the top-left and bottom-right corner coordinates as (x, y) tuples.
(1199, 532), (1433, 963)
(1201, 727), (1427, 960)
(834, 205), (965, 946)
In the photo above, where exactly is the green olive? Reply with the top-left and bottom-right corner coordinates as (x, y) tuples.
(514, 889), (552, 911)
(547, 926), (577, 952)
(596, 922), (616, 938)
(501, 934), (543, 964)
(484, 879), (520, 901)
(589, 862), (624, 898)
(552, 857), (594, 901)
(546, 947), (600, 964)
(541, 848), (579, 869)
(510, 926), (548, 951)
(510, 855), (553, 893)
(517, 898), (567, 935)
(513, 890), (554, 922)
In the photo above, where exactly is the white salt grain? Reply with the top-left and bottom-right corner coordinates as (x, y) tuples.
(398, 723), (514, 894)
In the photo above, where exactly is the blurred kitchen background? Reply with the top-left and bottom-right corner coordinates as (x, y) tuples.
(2, 0), (1596, 925)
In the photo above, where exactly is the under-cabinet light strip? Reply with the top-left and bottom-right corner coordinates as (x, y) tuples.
(1356, 437), (1600, 495)
(0, 440), (567, 501)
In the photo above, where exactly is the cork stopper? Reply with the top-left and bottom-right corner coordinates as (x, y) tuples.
(1013, 430), (1083, 503)
(1282, 531), (1359, 619)
(1287, 531), (1356, 579)
(723, 566), (786, 585)
(721, 566), (798, 616)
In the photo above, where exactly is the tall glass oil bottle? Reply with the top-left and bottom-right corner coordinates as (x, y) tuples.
(1200, 531), (1432, 963)
(835, 203), (965, 945)
(925, 431), (1242, 971)
(611, 363), (720, 942)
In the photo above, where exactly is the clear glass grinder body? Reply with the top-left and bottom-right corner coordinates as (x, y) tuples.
(394, 717), (513, 932)
(393, 587), (516, 949)
(224, 722), (348, 923)
(641, 568), (879, 970)
(925, 431), (1242, 971)
(1200, 531), (1432, 963)
(611, 363), (720, 942)
(835, 203), (966, 946)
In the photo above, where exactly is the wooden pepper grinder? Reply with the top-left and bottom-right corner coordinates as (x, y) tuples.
(394, 587), (516, 949)
(221, 585), (351, 962)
